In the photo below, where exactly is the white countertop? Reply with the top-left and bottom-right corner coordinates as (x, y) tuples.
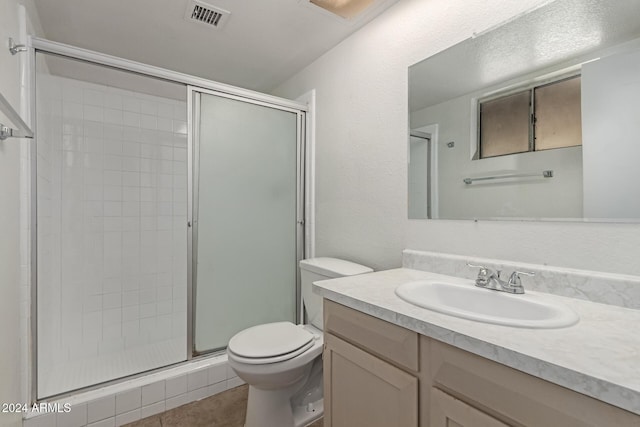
(313, 268), (640, 416)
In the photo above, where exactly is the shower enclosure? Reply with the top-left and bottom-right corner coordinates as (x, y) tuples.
(192, 89), (303, 353)
(31, 42), (307, 399)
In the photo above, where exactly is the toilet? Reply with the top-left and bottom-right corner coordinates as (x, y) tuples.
(227, 257), (373, 427)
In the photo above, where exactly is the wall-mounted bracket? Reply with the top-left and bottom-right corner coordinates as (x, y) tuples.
(1, 38), (33, 141)
(8, 37), (27, 55)
(1, 125), (14, 141)
(0, 91), (33, 141)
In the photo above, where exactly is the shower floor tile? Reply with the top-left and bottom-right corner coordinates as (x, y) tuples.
(124, 385), (324, 427)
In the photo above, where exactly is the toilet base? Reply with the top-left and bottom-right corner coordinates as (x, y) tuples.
(244, 386), (323, 427)
(292, 397), (323, 427)
(243, 357), (324, 427)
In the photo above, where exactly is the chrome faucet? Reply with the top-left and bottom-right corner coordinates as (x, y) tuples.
(467, 263), (534, 294)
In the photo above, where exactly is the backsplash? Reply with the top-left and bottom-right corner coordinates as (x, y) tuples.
(403, 250), (640, 310)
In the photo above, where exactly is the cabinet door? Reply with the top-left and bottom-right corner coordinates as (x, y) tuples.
(324, 333), (418, 427)
(430, 388), (510, 427)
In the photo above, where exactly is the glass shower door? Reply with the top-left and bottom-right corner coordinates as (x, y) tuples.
(192, 90), (303, 353)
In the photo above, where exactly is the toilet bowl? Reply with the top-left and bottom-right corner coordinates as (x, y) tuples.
(227, 257), (373, 427)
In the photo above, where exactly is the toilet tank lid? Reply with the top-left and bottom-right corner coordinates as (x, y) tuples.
(299, 257), (373, 278)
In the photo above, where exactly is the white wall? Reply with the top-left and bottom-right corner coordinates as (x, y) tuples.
(0, 9), (23, 425)
(0, 1), (42, 426)
(273, 0), (640, 276)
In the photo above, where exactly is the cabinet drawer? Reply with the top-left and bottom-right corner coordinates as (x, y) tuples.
(428, 338), (640, 427)
(323, 299), (419, 372)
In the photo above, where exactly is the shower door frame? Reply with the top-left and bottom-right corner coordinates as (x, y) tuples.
(188, 86), (306, 356)
(27, 36), (310, 403)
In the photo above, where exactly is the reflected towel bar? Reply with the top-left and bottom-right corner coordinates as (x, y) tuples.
(463, 170), (554, 184)
(0, 90), (33, 141)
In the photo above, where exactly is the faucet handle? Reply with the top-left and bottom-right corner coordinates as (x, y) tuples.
(466, 263), (499, 275)
(467, 262), (494, 284)
(508, 270), (535, 286)
(466, 262), (489, 275)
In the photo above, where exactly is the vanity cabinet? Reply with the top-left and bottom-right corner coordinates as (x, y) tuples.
(323, 299), (419, 427)
(323, 300), (639, 427)
(323, 334), (418, 427)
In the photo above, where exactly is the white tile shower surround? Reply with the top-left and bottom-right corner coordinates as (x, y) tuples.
(403, 249), (640, 309)
(35, 72), (189, 397)
(23, 355), (246, 427)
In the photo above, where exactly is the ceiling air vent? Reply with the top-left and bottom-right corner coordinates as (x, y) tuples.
(184, 0), (230, 29)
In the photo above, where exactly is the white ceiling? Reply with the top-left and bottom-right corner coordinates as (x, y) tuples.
(409, 0), (640, 112)
(33, 0), (397, 93)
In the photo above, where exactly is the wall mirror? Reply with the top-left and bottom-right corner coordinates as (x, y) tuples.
(408, 0), (640, 221)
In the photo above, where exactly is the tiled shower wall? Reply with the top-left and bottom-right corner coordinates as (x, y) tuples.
(36, 71), (188, 396)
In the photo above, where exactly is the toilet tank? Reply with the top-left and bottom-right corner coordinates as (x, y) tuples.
(299, 257), (373, 330)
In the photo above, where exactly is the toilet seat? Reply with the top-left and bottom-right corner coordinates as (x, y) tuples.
(229, 340), (315, 365)
(228, 322), (317, 365)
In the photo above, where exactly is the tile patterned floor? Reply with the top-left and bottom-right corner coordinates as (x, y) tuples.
(125, 385), (323, 427)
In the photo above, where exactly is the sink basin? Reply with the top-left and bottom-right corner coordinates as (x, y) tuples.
(395, 280), (579, 329)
